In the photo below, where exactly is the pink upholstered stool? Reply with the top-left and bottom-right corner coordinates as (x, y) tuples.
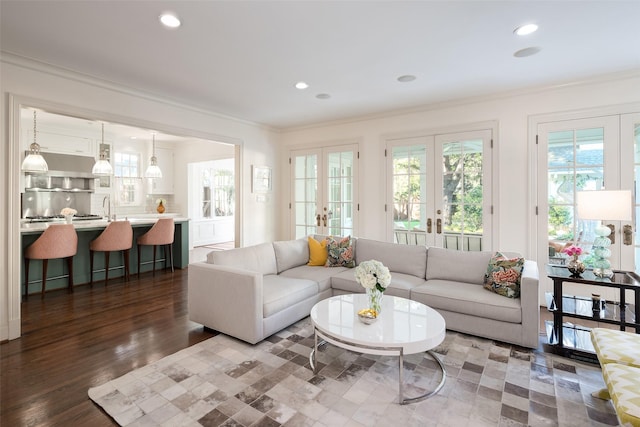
(137, 218), (175, 276)
(89, 221), (133, 286)
(24, 224), (78, 299)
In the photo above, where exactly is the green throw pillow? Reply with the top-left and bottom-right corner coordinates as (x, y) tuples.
(325, 236), (355, 268)
(483, 252), (524, 298)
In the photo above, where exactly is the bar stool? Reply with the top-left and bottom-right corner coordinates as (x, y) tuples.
(24, 224), (78, 299)
(137, 218), (175, 276)
(89, 220), (133, 286)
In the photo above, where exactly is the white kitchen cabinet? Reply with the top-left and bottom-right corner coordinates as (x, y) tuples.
(147, 147), (174, 194)
(27, 129), (95, 156)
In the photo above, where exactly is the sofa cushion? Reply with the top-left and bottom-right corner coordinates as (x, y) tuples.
(325, 235), (355, 267)
(308, 236), (329, 266)
(262, 275), (318, 318)
(273, 238), (309, 273)
(208, 242), (277, 275)
(355, 238), (427, 279)
(411, 279), (522, 323)
(330, 269), (426, 299)
(426, 247), (492, 285)
(483, 252), (524, 298)
(280, 265), (348, 292)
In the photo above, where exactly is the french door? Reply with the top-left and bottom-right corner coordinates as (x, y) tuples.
(386, 130), (493, 250)
(536, 114), (637, 300)
(290, 144), (358, 238)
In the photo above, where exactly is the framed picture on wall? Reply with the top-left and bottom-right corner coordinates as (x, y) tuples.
(252, 165), (272, 193)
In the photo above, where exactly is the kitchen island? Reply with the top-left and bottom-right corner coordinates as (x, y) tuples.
(21, 217), (189, 296)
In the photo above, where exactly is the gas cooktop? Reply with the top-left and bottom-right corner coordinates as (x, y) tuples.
(25, 214), (102, 223)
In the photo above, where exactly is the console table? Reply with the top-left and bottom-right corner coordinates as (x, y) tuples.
(545, 265), (640, 361)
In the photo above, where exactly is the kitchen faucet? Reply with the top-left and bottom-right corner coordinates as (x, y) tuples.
(103, 195), (114, 221)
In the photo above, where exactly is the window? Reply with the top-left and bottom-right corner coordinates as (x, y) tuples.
(114, 152), (142, 206)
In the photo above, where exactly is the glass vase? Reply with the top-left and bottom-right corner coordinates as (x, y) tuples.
(567, 254), (585, 277)
(366, 287), (383, 315)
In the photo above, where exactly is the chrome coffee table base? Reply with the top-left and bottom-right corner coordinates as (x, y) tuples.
(309, 328), (447, 405)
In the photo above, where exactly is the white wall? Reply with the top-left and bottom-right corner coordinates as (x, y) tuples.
(0, 57), (280, 341)
(278, 72), (640, 256)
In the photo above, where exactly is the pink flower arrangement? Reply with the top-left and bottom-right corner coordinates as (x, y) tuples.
(563, 245), (582, 257)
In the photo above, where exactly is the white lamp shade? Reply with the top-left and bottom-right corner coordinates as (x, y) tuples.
(576, 190), (632, 221)
(145, 164), (163, 178)
(21, 153), (48, 173)
(92, 159), (113, 175)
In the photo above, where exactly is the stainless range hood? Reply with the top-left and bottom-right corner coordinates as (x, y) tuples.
(26, 152), (96, 178)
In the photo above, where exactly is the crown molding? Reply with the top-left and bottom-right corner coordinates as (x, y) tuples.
(282, 68), (640, 133)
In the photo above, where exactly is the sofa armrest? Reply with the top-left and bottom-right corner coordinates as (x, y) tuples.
(520, 259), (540, 348)
(188, 262), (264, 344)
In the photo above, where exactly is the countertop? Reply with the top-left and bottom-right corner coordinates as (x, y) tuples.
(20, 214), (189, 234)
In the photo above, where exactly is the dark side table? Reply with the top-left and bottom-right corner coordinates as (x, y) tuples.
(545, 265), (640, 362)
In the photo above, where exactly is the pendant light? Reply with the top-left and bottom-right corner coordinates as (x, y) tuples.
(144, 133), (162, 178)
(21, 110), (49, 173)
(92, 123), (113, 175)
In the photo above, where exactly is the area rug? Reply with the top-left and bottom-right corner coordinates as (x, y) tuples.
(88, 318), (619, 427)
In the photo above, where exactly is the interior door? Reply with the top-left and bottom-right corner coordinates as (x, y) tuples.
(387, 130), (492, 250)
(291, 145), (358, 238)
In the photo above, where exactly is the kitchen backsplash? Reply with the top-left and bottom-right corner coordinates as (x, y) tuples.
(90, 193), (177, 218)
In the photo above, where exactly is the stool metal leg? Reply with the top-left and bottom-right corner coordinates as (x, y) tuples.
(124, 249), (131, 281)
(104, 251), (110, 285)
(41, 259), (49, 299)
(152, 245), (157, 275)
(166, 244), (174, 272)
(24, 258), (30, 300)
(90, 250), (95, 286)
(67, 256), (74, 293)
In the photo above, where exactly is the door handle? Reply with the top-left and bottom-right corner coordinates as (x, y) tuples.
(607, 224), (615, 244)
(316, 214), (321, 226)
(624, 224), (633, 245)
(322, 214), (327, 227)
(436, 218), (442, 234)
(427, 218), (432, 233)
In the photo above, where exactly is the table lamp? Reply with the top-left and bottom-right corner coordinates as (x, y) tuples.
(576, 190), (632, 278)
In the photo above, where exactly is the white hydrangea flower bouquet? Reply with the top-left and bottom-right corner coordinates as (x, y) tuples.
(354, 260), (391, 315)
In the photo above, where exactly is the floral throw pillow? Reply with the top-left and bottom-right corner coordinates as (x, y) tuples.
(483, 252), (524, 298)
(325, 236), (355, 268)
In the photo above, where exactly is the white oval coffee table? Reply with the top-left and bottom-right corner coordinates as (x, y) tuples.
(309, 294), (446, 405)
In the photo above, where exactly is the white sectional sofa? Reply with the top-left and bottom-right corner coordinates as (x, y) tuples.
(188, 237), (540, 348)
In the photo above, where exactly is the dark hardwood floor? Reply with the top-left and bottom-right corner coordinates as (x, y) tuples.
(1, 268), (215, 426)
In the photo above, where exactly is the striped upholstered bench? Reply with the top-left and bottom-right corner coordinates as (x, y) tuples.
(591, 328), (640, 427)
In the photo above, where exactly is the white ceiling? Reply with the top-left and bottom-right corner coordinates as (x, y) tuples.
(2, 1), (639, 130)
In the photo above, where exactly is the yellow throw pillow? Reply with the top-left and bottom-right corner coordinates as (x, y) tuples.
(308, 236), (328, 266)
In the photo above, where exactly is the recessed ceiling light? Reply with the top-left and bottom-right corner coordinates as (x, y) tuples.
(316, 93), (331, 100)
(397, 75), (416, 83)
(514, 23), (538, 36)
(295, 81), (309, 90)
(514, 46), (541, 58)
(160, 13), (181, 28)
(130, 136), (137, 140)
